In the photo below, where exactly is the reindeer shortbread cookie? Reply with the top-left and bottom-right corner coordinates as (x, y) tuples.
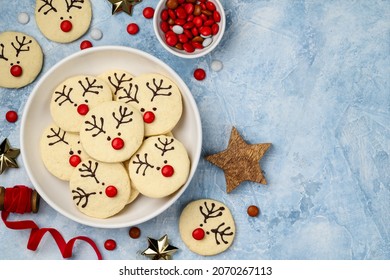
(80, 101), (144, 163)
(0, 31), (43, 88)
(40, 123), (88, 181)
(50, 75), (112, 132)
(69, 159), (131, 219)
(128, 135), (190, 198)
(98, 69), (135, 99)
(116, 73), (183, 137)
(35, 0), (92, 43)
(179, 199), (236, 256)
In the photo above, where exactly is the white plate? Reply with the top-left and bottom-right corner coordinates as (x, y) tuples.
(21, 46), (202, 228)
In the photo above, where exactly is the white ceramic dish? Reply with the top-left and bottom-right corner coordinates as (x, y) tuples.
(153, 0), (226, 59)
(21, 46), (202, 228)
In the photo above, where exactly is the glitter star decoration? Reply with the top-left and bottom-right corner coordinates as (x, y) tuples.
(0, 138), (20, 175)
(206, 127), (271, 193)
(141, 234), (178, 260)
(108, 0), (142, 16)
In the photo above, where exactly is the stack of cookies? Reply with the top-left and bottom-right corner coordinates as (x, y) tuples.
(40, 71), (190, 219)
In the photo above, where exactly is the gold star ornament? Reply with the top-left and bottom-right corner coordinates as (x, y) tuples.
(0, 138), (20, 175)
(141, 234), (178, 260)
(206, 127), (271, 193)
(108, 0), (142, 16)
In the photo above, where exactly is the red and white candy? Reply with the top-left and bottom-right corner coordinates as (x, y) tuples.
(160, 0), (222, 53)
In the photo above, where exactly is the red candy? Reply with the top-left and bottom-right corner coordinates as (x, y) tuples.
(105, 186), (118, 198)
(143, 7), (155, 19)
(69, 155), (81, 167)
(5, 110), (18, 123)
(127, 23), (139, 35)
(60, 20), (72, 32)
(143, 111), (155, 123)
(10, 65), (22, 77)
(104, 239), (116, 251)
(80, 40), (93, 50)
(161, 165), (174, 177)
(77, 104), (89, 115)
(111, 137), (124, 150)
(160, 0), (222, 53)
(192, 228), (205, 240)
(194, 68), (206, 80)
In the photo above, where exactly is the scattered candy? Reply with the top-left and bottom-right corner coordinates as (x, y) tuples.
(5, 111), (18, 123)
(143, 7), (155, 19)
(90, 28), (103, 40)
(127, 23), (139, 35)
(160, 0), (222, 53)
(80, 40), (93, 50)
(17, 12), (30, 25)
(211, 59), (223, 72)
(247, 205), (259, 217)
(104, 239), (117, 251)
(129, 226), (141, 239)
(193, 68), (206, 80)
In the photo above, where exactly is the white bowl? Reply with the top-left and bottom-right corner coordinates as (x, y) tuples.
(153, 0), (226, 59)
(21, 46), (202, 228)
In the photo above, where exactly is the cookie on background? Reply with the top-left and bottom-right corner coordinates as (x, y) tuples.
(0, 31), (43, 88)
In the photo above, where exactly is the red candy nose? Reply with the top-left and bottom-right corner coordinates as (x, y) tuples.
(192, 228), (205, 240)
(77, 104), (89, 115)
(143, 111), (155, 124)
(112, 137), (124, 150)
(69, 155), (81, 167)
(60, 20), (72, 32)
(105, 185), (118, 198)
(161, 165), (174, 177)
(10, 65), (23, 77)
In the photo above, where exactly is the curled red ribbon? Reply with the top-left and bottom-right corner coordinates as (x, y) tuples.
(1, 185), (103, 260)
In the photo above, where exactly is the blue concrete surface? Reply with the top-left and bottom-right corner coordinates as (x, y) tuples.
(0, 0), (389, 260)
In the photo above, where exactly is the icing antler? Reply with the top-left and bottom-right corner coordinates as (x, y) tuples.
(72, 187), (96, 208)
(84, 115), (106, 137)
(11, 36), (32, 57)
(78, 160), (100, 184)
(78, 77), (104, 97)
(155, 137), (175, 156)
(37, 0), (58, 15)
(54, 85), (75, 106)
(108, 73), (133, 96)
(132, 153), (155, 176)
(47, 127), (69, 146)
(65, 0), (84, 12)
(0, 44), (8, 61)
(118, 82), (139, 104)
(112, 105), (133, 129)
(210, 222), (234, 245)
(146, 78), (173, 102)
(199, 201), (225, 223)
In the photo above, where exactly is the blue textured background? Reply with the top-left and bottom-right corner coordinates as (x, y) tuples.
(0, 0), (389, 260)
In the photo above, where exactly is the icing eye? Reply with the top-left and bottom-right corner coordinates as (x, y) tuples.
(107, 136), (111, 141)
(10, 63), (13, 66)
(117, 132), (121, 136)
(69, 16), (73, 19)
(17, 61), (20, 64)
(164, 160), (168, 164)
(60, 17), (64, 20)
(140, 108), (145, 112)
(85, 99), (89, 103)
(77, 150), (82, 155)
(152, 107), (157, 111)
(69, 150), (74, 155)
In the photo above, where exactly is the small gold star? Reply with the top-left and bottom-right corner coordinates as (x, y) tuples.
(141, 234), (178, 260)
(0, 138), (20, 175)
(108, 0), (142, 16)
(206, 127), (271, 193)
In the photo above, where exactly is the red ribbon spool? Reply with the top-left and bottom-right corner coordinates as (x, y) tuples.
(0, 185), (102, 260)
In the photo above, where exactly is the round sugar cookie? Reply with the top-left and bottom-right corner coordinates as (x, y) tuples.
(98, 69), (135, 99)
(116, 73), (182, 137)
(69, 159), (131, 219)
(179, 199), (236, 256)
(128, 135), (190, 198)
(40, 123), (88, 181)
(35, 0), (92, 43)
(80, 101), (144, 163)
(50, 75), (112, 132)
(0, 31), (43, 88)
